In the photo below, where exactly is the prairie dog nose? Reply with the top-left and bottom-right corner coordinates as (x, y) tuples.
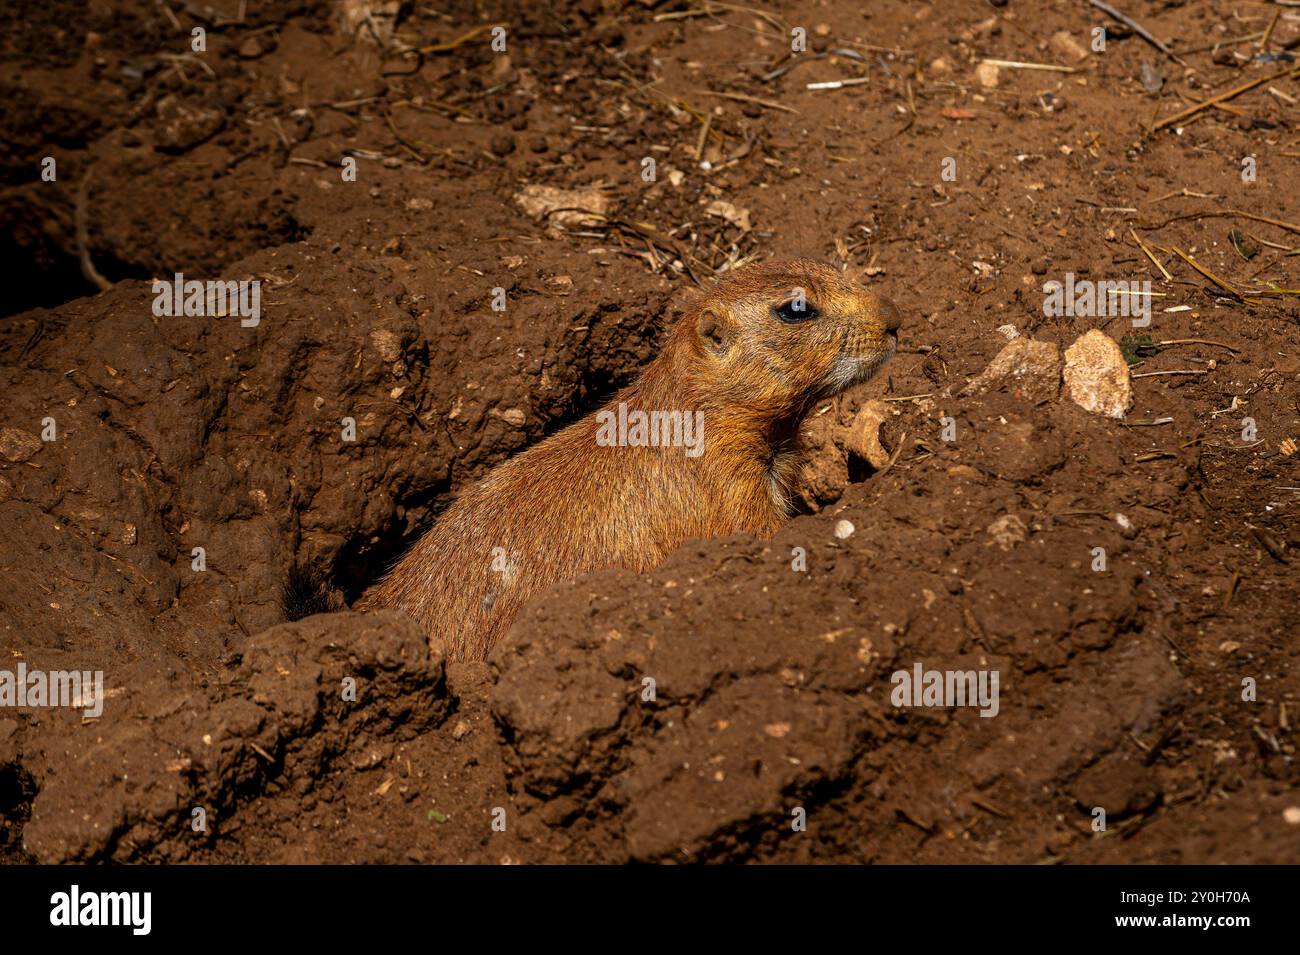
(879, 297), (904, 332)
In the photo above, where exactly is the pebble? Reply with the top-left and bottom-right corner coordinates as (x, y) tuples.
(1063, 330), (1132, 419)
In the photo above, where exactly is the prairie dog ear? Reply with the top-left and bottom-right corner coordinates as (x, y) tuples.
(696, 307), (737, 357)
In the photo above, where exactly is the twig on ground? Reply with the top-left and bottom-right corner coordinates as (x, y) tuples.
(1089, 0), (1186, 65)
(1153, 65), (1300, 131)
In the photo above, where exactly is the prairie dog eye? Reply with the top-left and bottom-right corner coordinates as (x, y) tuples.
(774, 299), (820, 324)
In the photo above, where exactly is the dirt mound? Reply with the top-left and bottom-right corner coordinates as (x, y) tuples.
(23, 611), (448, 863)
(3, 0), (1299, 864)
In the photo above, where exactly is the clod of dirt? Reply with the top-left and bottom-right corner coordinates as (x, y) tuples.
(963, 337), (1061, 402)
(1073, 752), (1161, 819)
(153, 96), (225, 153)
(798, 393), (897, 509)
(369, 329), (405, 363)
(0, 427), (42, 463)
(239, 37), (269, 60)
(799, 408), (850, 507)
(1063, 330), (1132, 419)
(969, 416), (1067, 483)
(22, 612), (449, 863)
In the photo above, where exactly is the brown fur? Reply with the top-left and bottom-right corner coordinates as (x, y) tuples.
(358, 260), (902, 660)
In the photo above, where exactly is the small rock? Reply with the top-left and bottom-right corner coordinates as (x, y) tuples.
(406, 197), (434, 211)
(1063, 330), (1132, 419)
(238, 36), (265, 59)
(986, 514), (1028, 551)
(842, 401), (892, 470)
(962, 337), (1061, 402)
(452, 720), (471, 741)
(153, 95), (225, 152)
(1050, 30), (1089, 62)
(1138, 60), (1164, 94)
(975, 61), (1000, 88)
(351, 747), (388, 771)
(514, 184), (608, 229)
(1283, 806), (1300, 826)
(490, 133), (515, 156)
(1212, 47), (1238, 68)
(834, 519), (855, 540)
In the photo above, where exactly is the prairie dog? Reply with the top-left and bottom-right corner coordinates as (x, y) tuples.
(358, 260), (903, 659)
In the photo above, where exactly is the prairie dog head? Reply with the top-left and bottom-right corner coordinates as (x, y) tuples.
(686, 259), (903, 417)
